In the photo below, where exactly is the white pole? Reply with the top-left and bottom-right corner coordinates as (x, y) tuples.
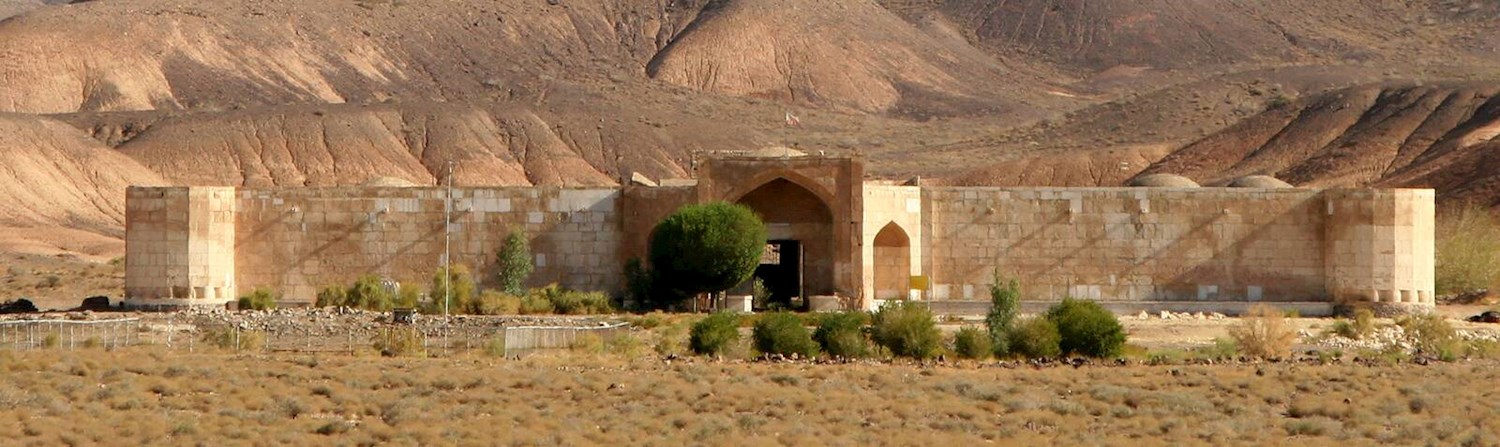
(444, 160), (454, 317)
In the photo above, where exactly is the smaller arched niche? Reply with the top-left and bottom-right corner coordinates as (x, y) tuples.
(873, 222), (911, 300)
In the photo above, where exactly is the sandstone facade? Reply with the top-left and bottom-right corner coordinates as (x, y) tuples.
(124, 152), (1435, 311)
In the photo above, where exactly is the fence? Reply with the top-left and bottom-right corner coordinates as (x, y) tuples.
(501, 323), (630, 357)
(0, 319), (143, 350)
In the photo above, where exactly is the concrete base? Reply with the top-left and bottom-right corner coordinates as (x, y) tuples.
(721, 295), (753, 313)
(809, 295), (845, 312)
(923, 300), (1341, 318)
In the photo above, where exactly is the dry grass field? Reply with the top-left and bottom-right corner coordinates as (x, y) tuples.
(2, 345), (1498, 446)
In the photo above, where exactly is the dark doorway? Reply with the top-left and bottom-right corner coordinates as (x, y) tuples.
(754, 240), (802, 309)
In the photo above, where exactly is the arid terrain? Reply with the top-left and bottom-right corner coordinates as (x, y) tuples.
(2, 314), (1500, 446)
(1, 1), (1498, 301)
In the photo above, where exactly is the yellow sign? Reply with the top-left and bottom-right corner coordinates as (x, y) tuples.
(909, 275), (930, 291)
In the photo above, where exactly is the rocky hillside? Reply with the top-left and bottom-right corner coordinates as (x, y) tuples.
(0, 0), (1498, 265)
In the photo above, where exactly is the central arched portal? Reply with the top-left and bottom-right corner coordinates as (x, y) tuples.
(736, 178), (835, 309)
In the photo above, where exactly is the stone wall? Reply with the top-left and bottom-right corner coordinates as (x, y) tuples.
(862, 184), (922, 301)
(920, 187), (1435, 304)
(124, 187), (237, 307)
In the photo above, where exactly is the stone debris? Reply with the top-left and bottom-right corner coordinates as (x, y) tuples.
(174, 306), (617, 337)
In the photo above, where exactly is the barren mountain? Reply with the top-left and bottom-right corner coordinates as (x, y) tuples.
(2, 0), (1500, 302)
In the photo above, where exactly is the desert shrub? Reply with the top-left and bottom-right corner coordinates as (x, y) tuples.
(870, 301), (942, 359)
(649, 202), (767, 308)
(496, 229), (534, 296)
(986, 271), (1021, 356)
(752, 312), (817, 357)
(236, 288), (277, 311)
(812, 311), (869, 359)
(484, 336), (506, 357)
(689, 311), (741, 356)
(1326, 319), (1358, 339)
(315, 286), (347, 308)
(202, 327), (264, 351)
(533, 284), (612, 315)
(1397, 313), (1461, 361)
(471, 290), (521, 315)
(1008, 317), (1062, 359)
(429, 264), (475, 314)
(1045, 298), (1126, 358)
(953, 326), (992, 360)
(372, 327), (425, 357)
(1353, 308), (1375, 337)
(1230, 304), (1297, 359)
(518, 294), (554, 315)
(1435, 205), (1500, 294)
(395, 282), (423, 309)
(347, 275), (396, 311)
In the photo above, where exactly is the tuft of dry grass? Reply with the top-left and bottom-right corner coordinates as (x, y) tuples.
(1229, 304), (1297, 360)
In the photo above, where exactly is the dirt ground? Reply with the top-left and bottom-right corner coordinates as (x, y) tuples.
(1, 346), (1497, 446)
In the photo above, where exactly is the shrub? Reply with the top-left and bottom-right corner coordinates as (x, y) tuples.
(1045, 298), (1126, 358)
(518, 294), (554, 315)
(1397, 313), (1461, 361)
(429, 264), (475, 314)
(812, 311), (870, 359)
(986, 271), (1021, 356)
(648, 202), (767, 308)
(689, 311), (741, 356)
(315, 286), (347, 308)
(533, 284), (612, 315)
(236, 288), (277, 311)
(202, 327), (264, 351)
(471, 290), (521, 315)
(1353, 308), (1375, 338)
(395, 282), (423, 309)
(870, 301), (942, 359)
(372, 327), (425, 357)
(1435, 205), (1500, 295)
(1008, 317), (1062, 359)
(347, 275), (396, 311)
(1229, 304), (1297, 360)
(496, 229), (534, 296)
(953, 326), (991, 360)
(752, 312), (817, 357)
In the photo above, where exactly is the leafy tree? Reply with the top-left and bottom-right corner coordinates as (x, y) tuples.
(986, 270), (1021, 356)
(496, 229), (534, 296)
(648, 202), (767, 308)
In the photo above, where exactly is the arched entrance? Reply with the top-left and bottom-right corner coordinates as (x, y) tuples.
(736, 178), (835, 309)
(873, 222), (911, 300)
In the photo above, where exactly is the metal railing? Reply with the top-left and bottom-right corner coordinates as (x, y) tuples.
(0, 318), (142, 350)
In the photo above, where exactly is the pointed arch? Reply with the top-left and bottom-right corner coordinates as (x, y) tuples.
(873, 221), (911, 300)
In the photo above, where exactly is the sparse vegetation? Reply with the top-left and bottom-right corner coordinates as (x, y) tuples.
(1045, 298), (1126, 358)
(316, 275), (397, 311)
(496, 229), (534, 296)
(648, 202), (767, 309)
(689, 311), (741, 356)
(1435, 204), (1500, 295)
(1397, 313), (1461, 361)
(870, 301), (942, 359)
(532, 284), (612, 315)
(1230, 304), (1297, 360)
(201, 327), (264, 351)
(372, 327), (426, 357)
(471, 290), (522, 315)
(236, 287), (277, 311)
(751, 312), (817, 357)
(811, 311), (869, 359)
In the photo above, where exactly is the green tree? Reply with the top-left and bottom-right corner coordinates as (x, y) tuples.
(496, 229), (534, 296)
(1045, 298), (1126, 358)
(648, 202), (767, 309)
(986, 270), (1021, 356)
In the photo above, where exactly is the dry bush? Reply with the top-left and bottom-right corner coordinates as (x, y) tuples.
(201, 327), (264, 352)
(372, 327), (426, 357)
(471, 290), (521, 315)
(1396, 313), (1461, 361)
(236, 288), (278, 311)
(1229, 304), (1297, 359)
